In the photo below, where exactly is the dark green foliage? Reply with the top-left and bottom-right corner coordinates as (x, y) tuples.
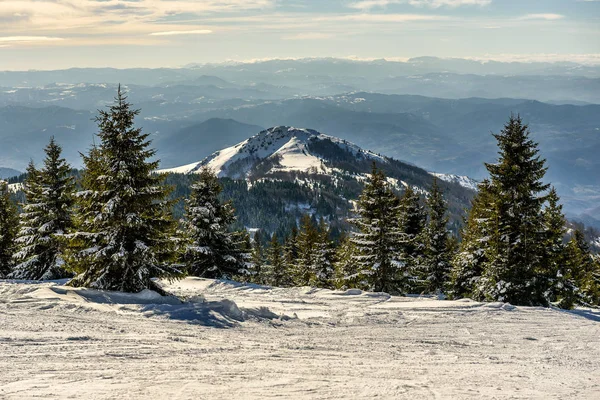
(540, 188), (569, 306)
(250, 230), (266, 284)
(397, 185), (427, 288)
(350, 165), (406, 294)
(266, 233), (293, 287)
(12, 138), (75, 280)
(180, 167), (247, 279)
(451, 180), (495, 301)
(0, 181), (18, 277)
(67, 88), (181, 292)
(481, 115), (551, 305)
(421, 178), (453, 294)
(334, 233), (359, 290)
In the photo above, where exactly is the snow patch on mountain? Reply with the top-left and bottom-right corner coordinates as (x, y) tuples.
(431, 172), (479, 191)
(158, 126), (385, 178)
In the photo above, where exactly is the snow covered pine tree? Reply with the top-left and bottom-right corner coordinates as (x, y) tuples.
(351, 164), (406, 294)
(0, 180), (18, 277)
(66, 87), (181, 292)
(11, 138), (75, 280)
(180, 167), (247, 279)
(421, 177), (453, 295)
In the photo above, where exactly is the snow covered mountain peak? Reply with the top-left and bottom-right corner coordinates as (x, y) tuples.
(159, 126), (385, 178)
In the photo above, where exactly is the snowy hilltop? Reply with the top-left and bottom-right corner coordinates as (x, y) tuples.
(159, 126), (386, 179)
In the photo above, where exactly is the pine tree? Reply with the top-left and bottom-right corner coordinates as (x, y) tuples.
(481, 115), (550, 305)
(450, 180), (495, 301)
(283, 226), (299, 282)
(250, 230), (266, 284)
(66, 88), (181, 292)
(540, 188), (568, 306)
(421, 178), (453, 294)
(296, 214), (319, 286)
(0, 181), (18, 277)
(311, 218), (335, 288)
(334, 233), (361, 290)
(398, 185), (427, 289)
(565, 230), (599, 306)
(12, 138), (75, 280)
(266, 233), (292, 287)
(180, 167), (246, 279)
(350, 165), (406, 294)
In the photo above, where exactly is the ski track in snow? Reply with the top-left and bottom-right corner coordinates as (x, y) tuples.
(1, 277), (599, 399)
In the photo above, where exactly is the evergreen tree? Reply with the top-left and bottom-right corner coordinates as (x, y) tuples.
(311, 218), (335, 288)
(334, 233), (361, 290)
(250, 230), (266, 284)
(540, 188), (568, 305)
(296, 214), (319, 286)
(0, 181), (18, 277)
(397, 185), (427, 289)
(180, 167), (246, 279)
(12, 138), (75, 280)
(564, 230), (599, 306)
(266, 233), (292, 287)
(421, 178), (453, 294)
(66, 88), (181, 292)
(482, 115), (550, 305)
(350, 165), (406, 294)
(450, 180), (494, 301)
(283, 226), (299, 280)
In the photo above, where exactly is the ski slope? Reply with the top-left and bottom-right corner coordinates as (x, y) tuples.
(1, 278), (599, 399)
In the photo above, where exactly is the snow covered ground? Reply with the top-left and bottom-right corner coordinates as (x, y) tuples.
(1, 278), (599, 399)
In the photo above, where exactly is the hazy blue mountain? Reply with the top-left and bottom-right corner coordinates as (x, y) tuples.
(0, 167), (21, 179)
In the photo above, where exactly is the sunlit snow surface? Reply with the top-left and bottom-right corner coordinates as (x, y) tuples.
(1, 277), (599, 399)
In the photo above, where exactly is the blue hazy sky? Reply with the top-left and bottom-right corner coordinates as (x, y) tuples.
(0, 0), (599, 70)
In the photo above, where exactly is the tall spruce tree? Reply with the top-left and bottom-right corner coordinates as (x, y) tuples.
(334, 234), (362, 290)
(283, 226), (299, 279)
(398, 185), (427, 289)
(12, 138), (75, 280)
(421, 178), (453, 294)
(350, 165), (406, 294)
(450, 180), (494, 300)
(481, 115), (550, 305)
(540, 188), (568, 305)
(0, 181), (18, 277)
(311, 218), (335, 288)
(266, 233), (292, 287)
(66, 88), (181, 292)
(250, 230), (266, 284)
(181, 167), (246, 279)
(564, 230), (599, 306)
(296, 214), (319, 286)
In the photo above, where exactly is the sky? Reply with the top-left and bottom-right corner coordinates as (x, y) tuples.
(0, 0), (599, 70)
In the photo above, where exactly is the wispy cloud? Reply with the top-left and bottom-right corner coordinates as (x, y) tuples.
(316, 13), (449, 22)
(149, 30), (213, 36)
(349, 0), (491, 10)
(282, 32), (335, 40)
(517, 13), (565, 21)
(0, 36), (64, 43)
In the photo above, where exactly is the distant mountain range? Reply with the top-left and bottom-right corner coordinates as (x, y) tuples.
(1, 57), (598, 224)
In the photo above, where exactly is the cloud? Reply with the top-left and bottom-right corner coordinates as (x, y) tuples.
(282, 32), (335, 40)
(517, 13), (565, 21)
(0, 36), (64, 43)
(349, 0), (491, 10)
(149, 29), (213, 36)
(316, 13), (449, 22)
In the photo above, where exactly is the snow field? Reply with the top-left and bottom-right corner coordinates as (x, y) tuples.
(1, 277), (599, 399)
